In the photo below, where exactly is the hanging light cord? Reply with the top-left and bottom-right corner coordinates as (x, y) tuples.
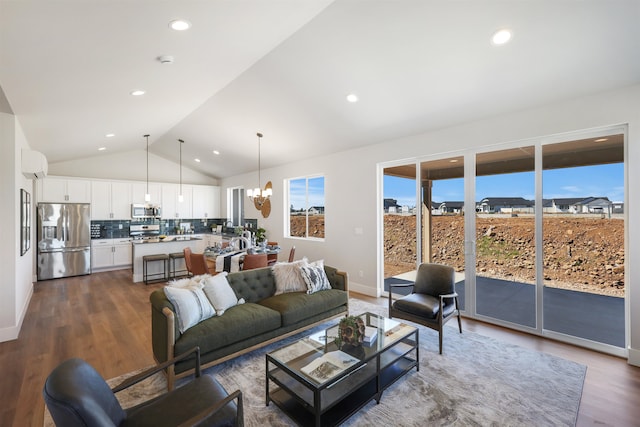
(257, 132), (263, 192)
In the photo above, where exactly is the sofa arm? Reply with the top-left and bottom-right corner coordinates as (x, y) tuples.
(324, 266), (349, 292)
(150, 290), (180, 366)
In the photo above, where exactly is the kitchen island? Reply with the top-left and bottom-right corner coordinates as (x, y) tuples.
(131, 236), (206, 283)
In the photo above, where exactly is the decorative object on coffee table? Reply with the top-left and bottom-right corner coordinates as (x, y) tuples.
(336, 315), (366, 358)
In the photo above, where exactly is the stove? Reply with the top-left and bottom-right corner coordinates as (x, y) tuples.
(130, 224), (160, 240)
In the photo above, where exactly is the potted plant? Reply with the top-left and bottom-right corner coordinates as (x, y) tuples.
(255, 227), (267, 245)
(335, 315), (366, 358)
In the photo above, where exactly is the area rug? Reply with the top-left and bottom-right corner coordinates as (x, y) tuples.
(44, 299), (585, 426)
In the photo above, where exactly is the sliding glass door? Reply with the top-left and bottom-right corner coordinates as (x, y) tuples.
(475, 147), (536, 328)
(542, 135), (625, 347)
(381, 126), (626, 354)
(382, 165), (417, 292)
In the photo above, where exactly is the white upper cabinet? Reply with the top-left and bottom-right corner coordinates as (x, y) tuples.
(38, 177), (91, 203)
(177, 185), (193, 219)
(90, 181), (132, 220)
(162, 183), (193, 219)
(131, 182), (162, 205)
(91, 181), (111, 219)
(111, 181), (132, 219)
(39, 176), (218, 220)
(161, 184), (178, 219)
(193, 185), (220, 218)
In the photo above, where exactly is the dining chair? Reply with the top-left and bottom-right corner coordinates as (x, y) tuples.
(267, 241), (278, 266)
(183, 247), (193, 275)
(288, 246), (296, 262)
(183, 247), (213, 275)
(242, 253), (268, 270)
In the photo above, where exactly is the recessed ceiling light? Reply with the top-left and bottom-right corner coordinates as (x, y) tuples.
(169, 19), (191, 31)
(491, 29), (512, 45)
(213, 150), (220, 155)
(194, 158), (201, 163)
(346, 93), (359, 103)
(105, 133), (115, 138)
(130, 89), (145, 96)
(98, 147), (107, 151)
(594, 138), (608, 143)
(449, 159), (459, 163)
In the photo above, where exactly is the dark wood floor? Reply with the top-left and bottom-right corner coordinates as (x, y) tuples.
(1, 269), (639, 427)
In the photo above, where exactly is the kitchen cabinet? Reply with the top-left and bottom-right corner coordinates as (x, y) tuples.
(177, 185), (193, 219)
(131, 182), (162, 206)
(161, 184), (193, 219)
(192, 185), (220, 218)
(91, 238), (132, 270)
(91, 181), (132, 220)
(38, 177), (91, 203)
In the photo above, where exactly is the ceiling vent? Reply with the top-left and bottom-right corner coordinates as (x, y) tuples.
(21, 149), (48, 179)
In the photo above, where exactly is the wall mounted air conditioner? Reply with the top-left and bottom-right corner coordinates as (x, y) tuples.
(21, 149), (48, 179)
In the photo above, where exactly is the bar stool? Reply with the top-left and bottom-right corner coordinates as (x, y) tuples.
(143, 254), (169, 285)
(169, 252), (189, 278)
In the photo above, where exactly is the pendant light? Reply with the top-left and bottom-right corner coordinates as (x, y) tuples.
(178, 139), (184, 203)
(144, 134), (151, 202)
(247, 132), (272, 208)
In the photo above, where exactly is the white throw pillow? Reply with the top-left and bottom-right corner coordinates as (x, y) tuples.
(272, 258), (309, 295)
(164, 286), (215, 333)
(203, 272), (245, 316)
(166, 274), (209, 289)
(299, 264), (332, 294)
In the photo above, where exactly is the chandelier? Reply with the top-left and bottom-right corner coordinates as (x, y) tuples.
(247, 132), (272, 210)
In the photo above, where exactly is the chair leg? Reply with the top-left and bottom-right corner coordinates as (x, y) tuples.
(438, 329), (443, 355)
(455, 296), (462, 333)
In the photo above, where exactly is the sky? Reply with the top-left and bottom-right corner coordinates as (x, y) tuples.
(289, 176), (325, 210)
(384, 163), (624, 208)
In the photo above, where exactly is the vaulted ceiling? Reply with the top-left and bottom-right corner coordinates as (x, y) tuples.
(1, 1), (639, 179)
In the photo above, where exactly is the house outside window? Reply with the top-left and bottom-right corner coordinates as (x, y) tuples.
(287, 175), (325, 239)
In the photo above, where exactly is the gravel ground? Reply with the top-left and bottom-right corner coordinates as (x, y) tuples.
(384, 214), (624, 297)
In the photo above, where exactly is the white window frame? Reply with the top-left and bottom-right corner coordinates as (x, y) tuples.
(285, 174), (325, 241)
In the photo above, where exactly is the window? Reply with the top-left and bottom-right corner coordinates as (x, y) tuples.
(227, 187), (244, 226)
(287, 175), (325, 239)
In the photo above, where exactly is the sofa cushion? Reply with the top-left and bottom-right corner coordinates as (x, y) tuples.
(163, 286), (216, 334)
(299, 264), (332, 294)
(174, 303), (281, 356)
(203, 272), (245, 316)
(272, 259), (309, 294)
(258, 289), (348, 326)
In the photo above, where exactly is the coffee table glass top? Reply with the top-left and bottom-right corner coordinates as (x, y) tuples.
(268, 312), (417, 386)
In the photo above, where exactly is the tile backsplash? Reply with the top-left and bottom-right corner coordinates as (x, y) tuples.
(90, 218), (255, 238)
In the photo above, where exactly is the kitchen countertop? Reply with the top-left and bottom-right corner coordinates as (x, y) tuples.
(131, 236), (203, 244)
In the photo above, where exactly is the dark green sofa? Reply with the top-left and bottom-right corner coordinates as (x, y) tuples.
(150, 265), (349, 389)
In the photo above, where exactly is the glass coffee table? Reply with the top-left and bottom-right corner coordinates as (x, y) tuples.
(266, 312), (419, 426)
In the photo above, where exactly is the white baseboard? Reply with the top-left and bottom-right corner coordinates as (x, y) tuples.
(0, 284), (33, 343)
(628, 347), (640, 367)
(348, 281), (379, 297)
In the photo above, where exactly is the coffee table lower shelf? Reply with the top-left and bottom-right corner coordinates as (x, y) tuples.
(267, 356), (416, 427)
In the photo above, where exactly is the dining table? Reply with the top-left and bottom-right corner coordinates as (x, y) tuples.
(205, 246), (281, 273)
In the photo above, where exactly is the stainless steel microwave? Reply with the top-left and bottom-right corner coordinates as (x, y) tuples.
(131, 204), (161, 219)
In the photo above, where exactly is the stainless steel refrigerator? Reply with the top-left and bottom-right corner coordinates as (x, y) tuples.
(37, 203), (91, 280)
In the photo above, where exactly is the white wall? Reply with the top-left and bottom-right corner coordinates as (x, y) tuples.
(221, 84), (640, 364)
(0, 112), (34, 342)
(48, 149), (219, 185)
